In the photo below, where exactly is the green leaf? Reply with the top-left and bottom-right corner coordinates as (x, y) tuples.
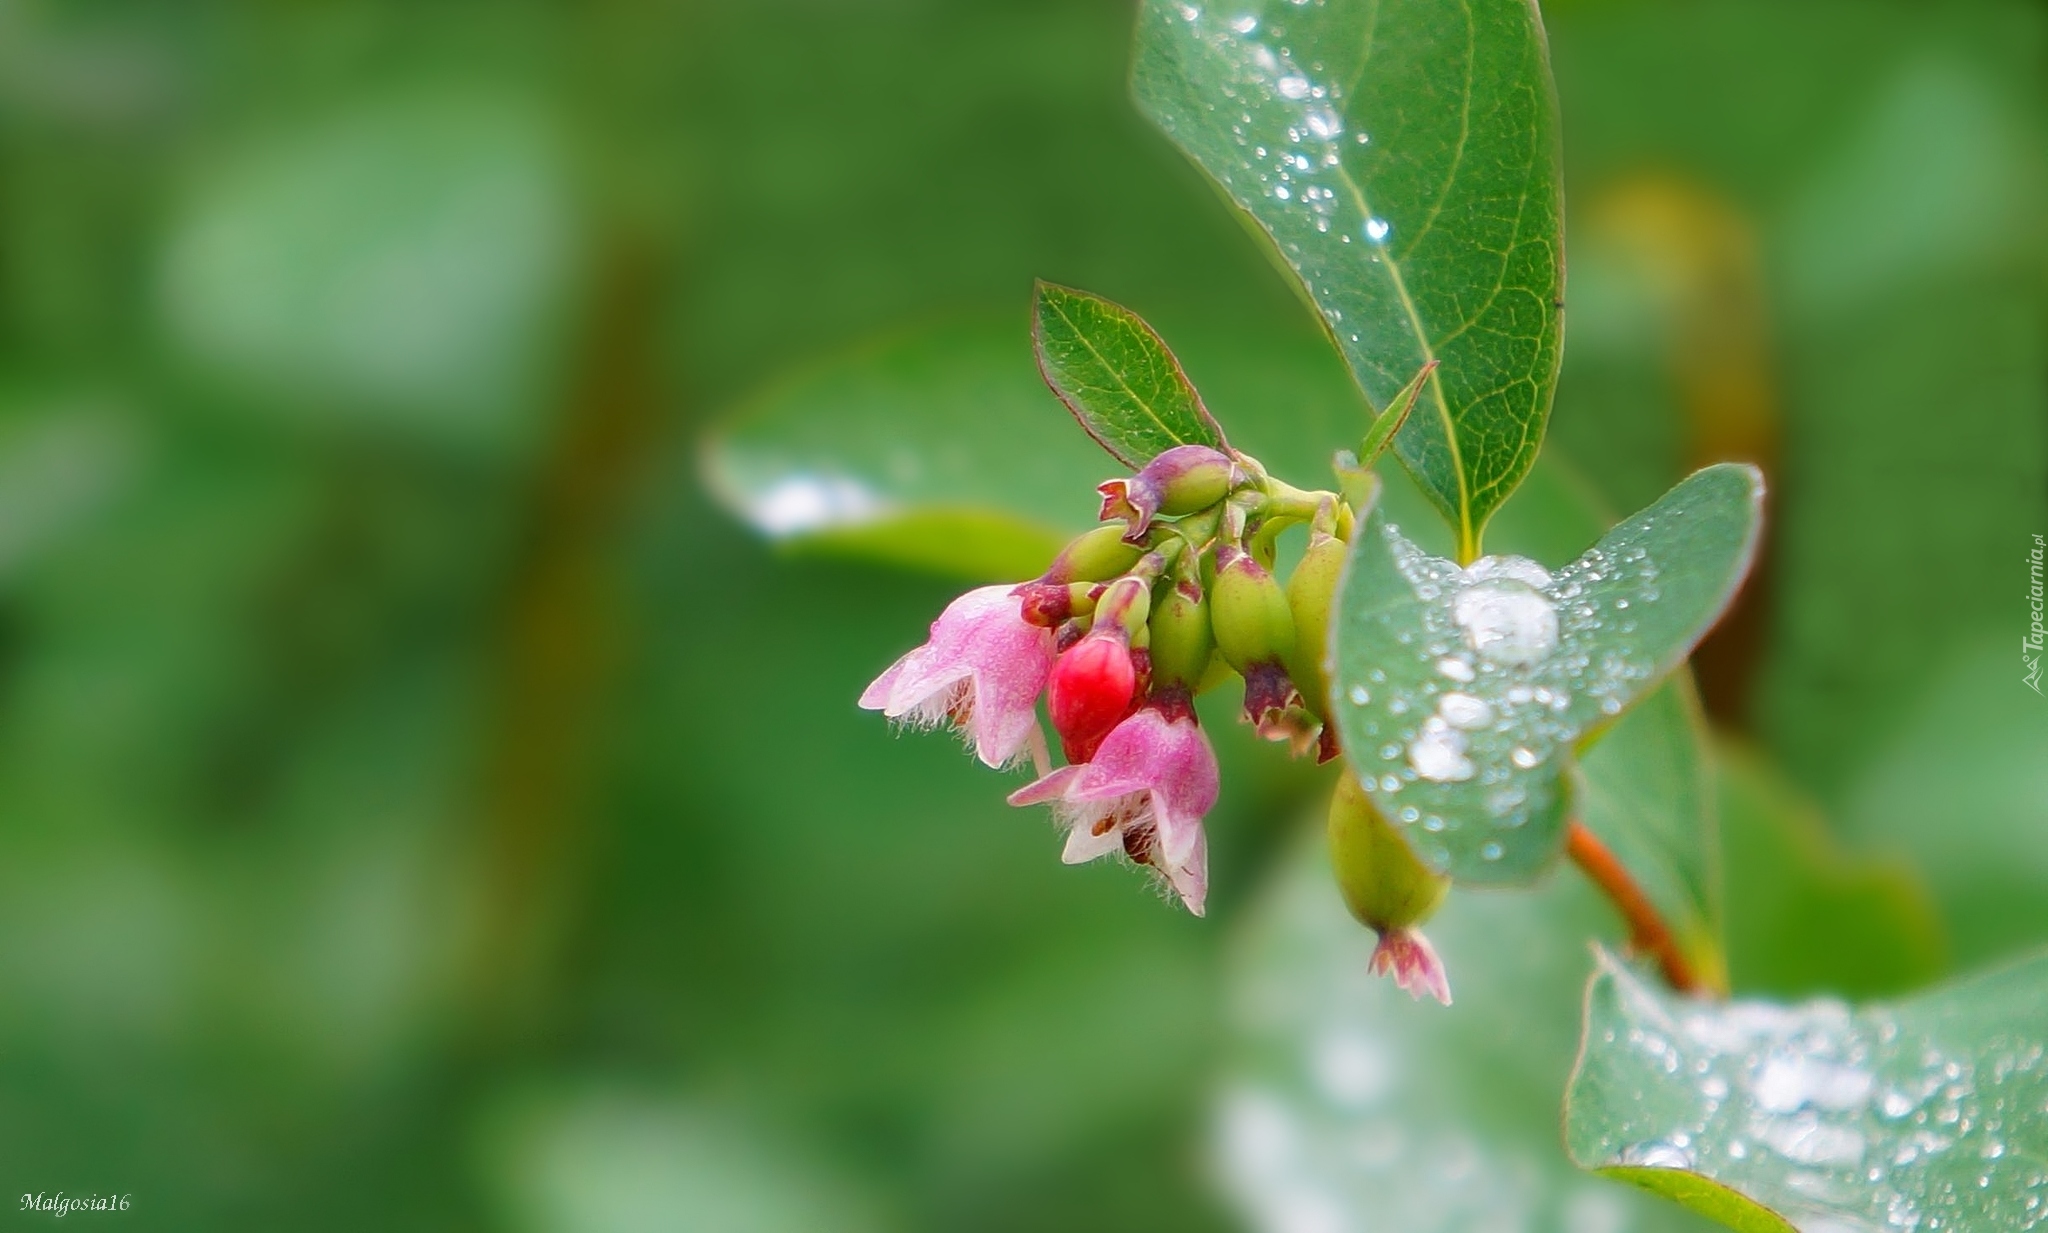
(158, 92), (577, 458)
(1217, 827), (1720, 1233)
(702, 318), (1367, 581)
(1327, 464), (1763, 884)
(1133, 0), (1565, 559)
(1568, 948), (2048, 1232)
(703, 320), (1104, 581)
(1718, 740), (1947, 1001)
(1578, 678), (1724, 994)
(1030, 281), (1225, 467)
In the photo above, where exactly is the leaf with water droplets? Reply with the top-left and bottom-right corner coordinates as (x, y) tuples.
(1031, 281), (1226, 467)
(1218, 827), (1722, 1233)
(1568, 949), (2048, 1232)
(1327, 463), (1764, 885)
(1133, 0), (1564, 560)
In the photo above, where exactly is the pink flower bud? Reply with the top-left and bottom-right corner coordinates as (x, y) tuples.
(860, 584), (1054, 769)
(1370, 927), (1452, 1006)
(1007, 697), (1218, 915)
(1097, 445), (1237, 543)
(1047, 632), (1137, 763)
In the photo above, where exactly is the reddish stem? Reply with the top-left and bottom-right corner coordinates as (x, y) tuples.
(1566, 822), (1706, 995)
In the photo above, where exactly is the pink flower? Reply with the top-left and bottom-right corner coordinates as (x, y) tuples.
(1370, 927), (1452, 1006)
(1006, 694), (1218, 914)
(860, 585), (1054, 769)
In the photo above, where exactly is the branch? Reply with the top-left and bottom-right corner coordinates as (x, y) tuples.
(1565, 821), (1706, 995)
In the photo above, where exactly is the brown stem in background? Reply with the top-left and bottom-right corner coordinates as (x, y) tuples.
(1566, 821), (1705, 995)
(461, 233), (664, 1045)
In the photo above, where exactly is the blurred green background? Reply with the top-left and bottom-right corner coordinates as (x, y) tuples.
(0, 1), (2043, 1229)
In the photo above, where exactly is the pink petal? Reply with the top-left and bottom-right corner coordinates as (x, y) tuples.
(1007, 765), (1083, 808)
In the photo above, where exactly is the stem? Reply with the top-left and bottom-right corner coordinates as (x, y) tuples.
(1565, 821), (1706, 995)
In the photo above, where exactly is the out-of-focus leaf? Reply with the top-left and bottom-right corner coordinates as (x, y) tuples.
(1031, 281), (1224, 467)
(702, 318), (1370, 581)
(1718, 740), (1947, 1001)
(1840, 638), (2048, 968)
(0, 398), (135, 576)
(1568, 949), (2048, 1232)
(701, 320), (1105, 581)
(1578, 679), (1724, 994)
(158, 93), (577, 456)
(1756, 55), (2048, 800)
(480, 1088), (889, 1233)
(1217, 829), (1717, 1233)
(1327, 465), (1761, 884)
(1133, 0), (1564, 559)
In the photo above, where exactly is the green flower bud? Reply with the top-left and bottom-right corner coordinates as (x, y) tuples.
(1327, 767), (1449, 935)
(1284, 530), (1347, 720)
(1036, 525), (1147, 587)
(1213, 543), (1316, 751)
(1093, 574), (1152, 641)
(1146, 576), (1213, 692)
(1210, 543), (1296, 672)
(1098, 445), (1239, 542)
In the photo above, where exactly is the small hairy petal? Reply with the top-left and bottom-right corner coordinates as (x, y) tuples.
(861, 584), (1054, 768)
(1006, 704), (1218, 914)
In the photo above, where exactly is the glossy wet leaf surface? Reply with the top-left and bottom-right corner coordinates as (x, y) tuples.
(1218, 829), (1719, 1233)
(1031, 281), (1225, 467)
(702, 318), (1368, 580)
(1327, 464), (1763, 884)
(1134, 0), (1564, 557)
(1568, 950), (2048, 1232)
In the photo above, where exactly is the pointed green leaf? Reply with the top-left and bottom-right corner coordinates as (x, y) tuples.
(1030, 281), (1226, 467)
(1218, 828), (1721, 1232)
(1134, 0), (1564, 558)
(1568, 949), (2048, 1232)
(1327, 464), (1763, 884)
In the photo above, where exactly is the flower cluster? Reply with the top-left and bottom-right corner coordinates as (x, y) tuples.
(861, 443), (1451, 1001)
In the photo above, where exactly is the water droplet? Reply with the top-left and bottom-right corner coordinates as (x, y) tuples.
(1348, 685), (1371, 706)
(1623, 1141), (1695, 1170)
(1277, 75), (1311, 100)
(1229, 13), (1258, 33)
(1435, 656), (1475, 683)
(1510, 746), (1540, 769)
(1363, 216), (1391, 243)
(1408, 719), (1474, 782)
(1451, 566), (1558, 666)
(1438, 692), (1494, 730)
(1480, 841), (1503, 861)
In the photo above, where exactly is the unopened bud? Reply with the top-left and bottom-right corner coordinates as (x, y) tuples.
(1327, 768), (1449, 936)
(1048, 631), (1137, 763)
(1284, 530), (1347, 721)
(1213, 544), (1316, 751)
(1093, 575), (1153, 640)
(1028, 525), (1147, 589)
(1098, 445), (1237, 543)
(1211, 544), (1295, 669)
(1147, 576), (1213, 693)
(1016, 581), (1099, 627)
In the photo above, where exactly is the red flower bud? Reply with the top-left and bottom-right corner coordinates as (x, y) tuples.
(1047, 631), (1138, 763)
